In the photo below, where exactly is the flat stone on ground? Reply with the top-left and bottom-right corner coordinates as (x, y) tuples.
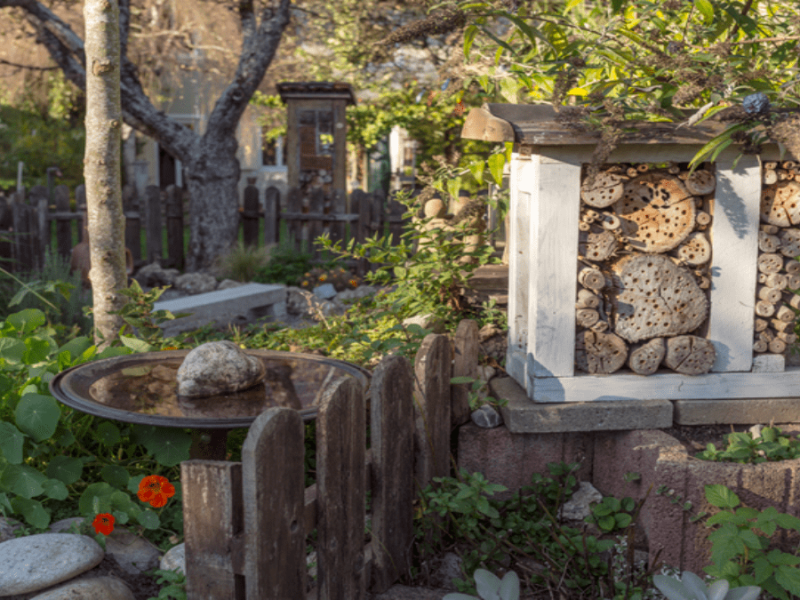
(0, 533), (104, 595)
(490, 376), (673, 433)
(28, 575), (135, 600)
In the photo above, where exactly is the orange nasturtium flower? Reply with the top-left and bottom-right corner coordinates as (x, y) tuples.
(137, 475), (176, 508)
(92, 513), (115, 536)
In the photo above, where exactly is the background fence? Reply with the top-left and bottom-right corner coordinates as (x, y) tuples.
(181, 324), (478, 599)
(0, 182), (408, 276)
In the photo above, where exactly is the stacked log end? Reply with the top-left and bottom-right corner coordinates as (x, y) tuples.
(575, 162), (715, 376)
(753, 164), (800, 368)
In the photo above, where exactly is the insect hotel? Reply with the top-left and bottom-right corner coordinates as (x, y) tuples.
(462, 104), (800, 403)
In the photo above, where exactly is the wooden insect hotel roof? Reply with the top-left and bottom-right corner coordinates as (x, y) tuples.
(277, 81), (356, 105)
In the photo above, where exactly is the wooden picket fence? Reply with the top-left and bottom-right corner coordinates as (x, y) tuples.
(0, 182), (407, 276)
(180, 323), (480, 600)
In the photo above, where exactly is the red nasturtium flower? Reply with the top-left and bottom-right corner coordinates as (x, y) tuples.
(137, 475), (176, 508)
(92, 513), (115, 536)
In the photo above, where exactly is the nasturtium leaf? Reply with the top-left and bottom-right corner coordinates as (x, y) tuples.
(42, 478), (69, 500)
(78, 482), (114, 516)
(110, 490), (136, 511)
(0, 338), (26, 364)
(46, 455), (83, 485)
(96, 422), (121, 446)
(57, 430), (75, 447)
(10, 496), (50, 530)
(100, 465), (130, 489)
(0, 464), (47, 498)
(137, 509), (160, 530)
(128, 474), (145, 495)
(0, 492), (12, 514)
(112, 510), (130, 525)
(0, 421), (25, 464)
(7, 309), (46, 335)
(135, 426), (192, 467)
(15, 394), (61, 443)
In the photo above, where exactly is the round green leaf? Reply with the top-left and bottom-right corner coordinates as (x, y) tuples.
(7, 309), (46, 334)
(100, 465), (130, 489)
(137, 509), (160, 530)
(615, 513), (633, 529)
(0, 464), (47, 498)
(46, 456), (83, 485)
(96, 422), (121, 446)
(57, 430), (75, 447)
(621, 497), (636, 512)
(598, 515), (615, 532)
(0, 338), (26, 364)
(0, 421), (25, 464)
(10, 496), (50, 530)
(136, 427), (191, 467)
(42, 478), (69, 501)
(15, 394), (61, 443)
(112, 510), (130, 525)
(127, 474), (145, 495)
(78, 482), (114, 516)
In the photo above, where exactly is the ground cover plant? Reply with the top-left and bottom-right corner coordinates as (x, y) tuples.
(697, 426), (800, 464)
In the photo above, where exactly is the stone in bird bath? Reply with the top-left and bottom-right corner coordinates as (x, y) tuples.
(176, 341), (266, 398)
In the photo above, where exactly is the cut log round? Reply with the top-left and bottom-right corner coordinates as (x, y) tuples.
(591, 320), (609, 333)
(758, 253), (783, 274)
(759, 273), (768, 284)
(628, 337), (665, 376)
(778, 169), (793, 181)
(784, 161), (798, 170)
(424, 199), (447, 219)
(770, 318), (795, 332)
(578, 267), (606, 292)
(685, 170), (716, 195)
(765, 162), (779, 170)
(754, 318), (769, 332)
(758, 329), (775, 343)
(762, 224), (780, 235)
(695, 211), (712, 227)
(575, 330), (628, 374)
(614, 174), (695, 253)
(576, 308), (600, 329)
(676, 232), (711, 265)
(760, 181), (800, 226)
(576, 289), (601, 309)
(755, 300), (776, 318)
(787, 274), (800, 289)
(785, 259), (800, 274)
(600, 213), (621, 231)
(696, 275), (710, 289)
(582, 230), (619, 262)
(610, 254), (709, 343)
(765, 273), (788, 290)
(627, 167), (639, 178)
(759, 231), (781, 253)
(668, 163), (681, 175)
(776, 305), (795, 323)
(763, 170), (778, 185)
(769, 338), (787, 354)
(778, 332), (798, 344)
(581, 171), (627, 208)
(753, 340), (768, 353)
(664, 335), (716, 375)
(579, 221), (592, 232)
(779, 229), (800, 258)
(783, 293), (800, 309)
(758, 285), (782, 304)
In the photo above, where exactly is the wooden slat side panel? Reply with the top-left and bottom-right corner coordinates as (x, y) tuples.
(242, 184), (260, 248)
(452, 320), (480, 426)
(181, 460), (245, 600)
(317, 377), (367, 600)
(709, 155), (761, 372)
(309, 188), (326, 260)
(165, 185), (184, 270)
(144, 185), (162, 264)
(242, 407), (306, 600)
(506, 156), (532, 388)
(528, 155), (581, 380)
(413, 334), (452, 489)
(264, 186), (281, 246)
(369, 355), (415, 593)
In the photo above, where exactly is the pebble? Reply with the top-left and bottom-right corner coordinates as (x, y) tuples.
(176, 340), (266, 397)
(561, 481), (603, 521)
(313, 283), (338, 300)
(471, 405), (503, 429)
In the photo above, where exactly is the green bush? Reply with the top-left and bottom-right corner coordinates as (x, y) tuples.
(253, 243), (314, 286)
(213, 241), (269, 283)
(697, 426), (800, 464)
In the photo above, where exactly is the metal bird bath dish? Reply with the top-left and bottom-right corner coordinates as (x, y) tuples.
(49, 349), (370, 460)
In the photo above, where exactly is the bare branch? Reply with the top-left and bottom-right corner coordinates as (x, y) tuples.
(0, 57), (57, 71)
(239, 0), (256, 54)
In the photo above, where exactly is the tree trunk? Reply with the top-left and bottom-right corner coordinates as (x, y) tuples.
(84, 0), (127, 348)
(185, 138), (241, 271)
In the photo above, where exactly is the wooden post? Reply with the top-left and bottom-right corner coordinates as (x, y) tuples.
(181, 460), (245, 600)
(28, 186), (47, 270)
(287, 187), (303, 253)
(11, 201), (32, 272)
(55, 185), (73, 259)
(452, 320), (480, 427)
(242, 407), (306, 600)
(123, 184), (142, 268)
(353, 190), (371, 275)
(386, 193), (406, 246)
(413, 334), (452, 489)
(369, 355), (415, 593)
(242, 183), (260, 248)
(36, 196), (48, 269)
(317, 377), (367, 600)
(165, 185), (184, 269)
(145, 185), (162, 264)
(264, 186), (280, 246)
(329, 189), (346, 247)
(309, 187), (326, 260)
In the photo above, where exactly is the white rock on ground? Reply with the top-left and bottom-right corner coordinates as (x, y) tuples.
(160, 542), (185, 575)
(335, 285), (377, 303)
(561, 481), (603, 521)
(175, 272), (218, 295)
(471, 405), (503, 429)
(402, 313), (446, 333)
(134, 262), (180, 288)
(312, 283), (337, 299)
(28, 575), (136, 600)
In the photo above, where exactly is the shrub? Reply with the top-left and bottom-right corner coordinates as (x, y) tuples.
(213, 241), (269, 282)
(253, 243), (314, 286)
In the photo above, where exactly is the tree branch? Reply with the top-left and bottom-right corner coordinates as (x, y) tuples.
(0, 57), (57, 70)
(239, 0), (257, 55)
(205, 0), (291, 143)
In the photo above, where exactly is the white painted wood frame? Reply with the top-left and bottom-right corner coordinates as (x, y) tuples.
(511, 144), (800, 403)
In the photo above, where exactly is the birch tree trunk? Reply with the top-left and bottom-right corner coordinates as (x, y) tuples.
(84, 0), (127, 347)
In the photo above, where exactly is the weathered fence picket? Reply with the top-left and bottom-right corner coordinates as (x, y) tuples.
(0, 181), (409, 275)
(452, 319), (480, 427)
(177, 329), (468, 600)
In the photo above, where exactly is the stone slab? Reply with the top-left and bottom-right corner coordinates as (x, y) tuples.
(153, 283), (286, 336)
(674, 397), (800, 425)
(491, 376), (673, 433)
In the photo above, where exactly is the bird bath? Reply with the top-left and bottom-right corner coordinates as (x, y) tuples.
(49, 349), (370, 460)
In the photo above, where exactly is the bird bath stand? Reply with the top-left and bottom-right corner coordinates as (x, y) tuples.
(49, 349), (370, 460)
